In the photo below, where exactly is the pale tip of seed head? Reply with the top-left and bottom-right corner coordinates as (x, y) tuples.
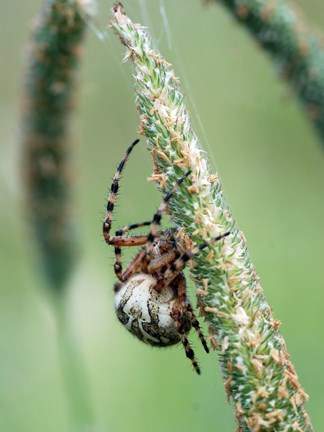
(77, 0), (98, 16)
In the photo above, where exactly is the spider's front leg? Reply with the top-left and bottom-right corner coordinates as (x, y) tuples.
(103, 139), (151, 281)
(103, 139), (139, 245)
(103, 139), (151, 249)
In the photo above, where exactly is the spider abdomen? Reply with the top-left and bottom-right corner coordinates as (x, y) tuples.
(115, 274), (191, 347)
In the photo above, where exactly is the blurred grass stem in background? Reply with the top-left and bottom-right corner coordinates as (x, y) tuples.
(52, 292), (95, 430)
(21, 0), (95, 429)
(213, 0), (324, 147)
(22, 0), (87, 291)
(111, 3), (313, 430)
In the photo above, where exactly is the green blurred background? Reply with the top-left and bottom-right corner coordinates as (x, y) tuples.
(0, 0), (323, 431)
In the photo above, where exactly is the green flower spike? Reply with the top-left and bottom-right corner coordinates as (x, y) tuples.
(213, 0), (324, 147)
(111, 3), (313, 431)
(22, 0), (91, 292)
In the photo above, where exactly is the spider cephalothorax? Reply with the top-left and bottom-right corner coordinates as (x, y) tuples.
(103, 139), (229, 374)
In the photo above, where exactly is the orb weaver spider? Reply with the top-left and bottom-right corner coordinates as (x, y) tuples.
(103, 139), (229, 374)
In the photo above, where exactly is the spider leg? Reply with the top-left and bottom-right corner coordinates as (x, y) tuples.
(186, 302), (209, 354)
(114, 245), (123, 281)
(112, 221), (151, 281)
(121, 248), (148, 282)
(163, 231), (231, 283)
(103, 139), (139, 244)
(114, 247), (147, 289)
(171, 275), (201, 375)
(179, 333), (201, 375)
(177, 276), (209, 357)
(115, 221), (151, 236)
(118, 228), (165, 282)
(109, 236), (148, 246)
(148, 250), (178, 274)
(108, 220), (153, 246)
(145, 170), (192, 260)
(151, 253), (210, 352)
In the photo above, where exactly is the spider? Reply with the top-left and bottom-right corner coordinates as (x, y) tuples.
(103, 139), (229, 374)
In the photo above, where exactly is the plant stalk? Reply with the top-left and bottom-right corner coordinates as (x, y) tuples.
(111, 3), (313, 431)
(52, 292), (95, 431)
(212, 0), (324, 146)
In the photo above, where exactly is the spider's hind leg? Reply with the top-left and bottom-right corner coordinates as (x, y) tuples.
(171, 274), (202, 375)
(178, 331), (201, 375)
(186, 302), (209, 353)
